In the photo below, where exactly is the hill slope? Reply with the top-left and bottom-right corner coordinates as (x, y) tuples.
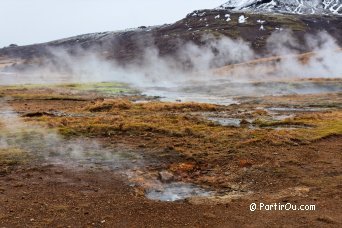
(218, 0), (342, 15)
(0, 6), (341, 67)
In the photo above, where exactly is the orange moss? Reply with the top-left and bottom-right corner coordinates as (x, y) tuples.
(170, 163), (196, 173)
(140, 102), (219, 112)
(85, 99), (132, 112)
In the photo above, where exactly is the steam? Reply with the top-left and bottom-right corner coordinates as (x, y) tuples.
(0, 98), (143, 168)
(0, 99), (211, 201)
(1, 30), (340, 91)
(0, 29), (340, 201)
(265, 30), (342, 79)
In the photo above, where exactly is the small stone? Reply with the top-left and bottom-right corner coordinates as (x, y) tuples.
(158, 171), (174, 183)
(203, 212), (216, 219)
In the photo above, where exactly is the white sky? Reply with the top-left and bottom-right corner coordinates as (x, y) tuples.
(0, 0), (224, 47)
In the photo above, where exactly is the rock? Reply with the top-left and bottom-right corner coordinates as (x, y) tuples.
(203, 212), (216, 219)
(238, 160), (253, 168)
(163, 145), (174, 152)
(240, 119), (250, 125)
(317, 216), (337, 224)
(158, 171), (174, 183)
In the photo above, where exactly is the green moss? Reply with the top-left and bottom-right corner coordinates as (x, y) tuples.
(58, 127), (80, 137)
(0, 81), (137, 95)
(296, 119), (342, 141)
(253, 118), (311, 128)
(63, 82), (135, 94)
(10, 94), (86, 101)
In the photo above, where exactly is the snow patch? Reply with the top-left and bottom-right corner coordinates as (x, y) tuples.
(225, 14), (231, 22)
(238, 15), (248, 23)
(217, 0), (342, 15)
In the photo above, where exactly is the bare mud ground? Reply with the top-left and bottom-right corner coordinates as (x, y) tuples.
(0, 80), (341, 227)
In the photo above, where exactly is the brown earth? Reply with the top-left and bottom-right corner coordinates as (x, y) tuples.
(0, 86), (341, 227)
(0, 138), (341, 228)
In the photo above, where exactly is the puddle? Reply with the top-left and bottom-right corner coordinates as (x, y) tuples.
(207, 117), (242, 127)
(203, 111), (307, 130)
(266, 107), (327, 112)
(272, 114), (294, 121)
(142, 88), (237, 106)
(0, 110), (22, 116)
(146, 182), (212, 202)
(141, 79), (342, 105)
(125, 168), (214, 202)
(201, 111), (253, 128)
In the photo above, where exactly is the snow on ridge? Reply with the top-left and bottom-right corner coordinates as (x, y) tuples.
(217, 0), (342, 15)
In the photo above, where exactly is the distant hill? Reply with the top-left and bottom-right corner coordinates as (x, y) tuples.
(0, 2), (341, 69)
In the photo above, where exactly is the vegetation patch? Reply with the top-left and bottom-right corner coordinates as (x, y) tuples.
(60, 82), (137, 94)
(85, 99), (133, 112)
(0, 148), (27, 175)
(0, 81), (137, 100)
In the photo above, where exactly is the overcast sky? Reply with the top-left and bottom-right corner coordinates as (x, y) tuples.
(0, 0), (224, 47)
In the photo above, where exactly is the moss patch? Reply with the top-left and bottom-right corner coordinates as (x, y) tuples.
(0, 148), (27, 175)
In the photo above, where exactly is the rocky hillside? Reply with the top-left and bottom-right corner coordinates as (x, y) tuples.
(0, 4), (341, 67)
(218, 0), (342, 15)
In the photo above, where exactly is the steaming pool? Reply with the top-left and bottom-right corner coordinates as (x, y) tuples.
(146, 182), (212, 202)
(140, 78), (342, 105)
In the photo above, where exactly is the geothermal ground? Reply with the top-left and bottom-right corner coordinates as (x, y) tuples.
(0, 73), (341, 226)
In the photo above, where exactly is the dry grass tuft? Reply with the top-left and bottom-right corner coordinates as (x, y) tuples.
(0, 148), (27, 166)
(0, 148), (27, 175)
(140, 102), (219, 112)
(85, 99), (132, 112)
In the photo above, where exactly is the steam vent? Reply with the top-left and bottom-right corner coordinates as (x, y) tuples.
(0, 0), (341, 226)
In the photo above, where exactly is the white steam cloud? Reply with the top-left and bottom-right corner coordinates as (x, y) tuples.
(0, 30), (340, 200)
(264, 31), (342, 79)
(0, 30), (341, 98)
(0, 98), (143, 168)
